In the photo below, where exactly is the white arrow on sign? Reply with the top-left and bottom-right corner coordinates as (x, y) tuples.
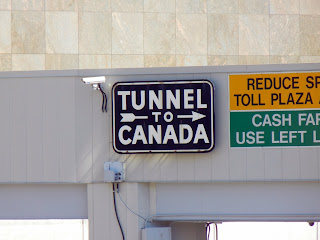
(120, 113), (148, 122)
(177, 111), (206, 122)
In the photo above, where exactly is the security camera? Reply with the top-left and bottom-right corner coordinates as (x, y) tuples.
(308, 222), (314, 226)
(82, 76), (106, 90)
(82, 76), (106, 84)
(82, 76), (108, 112)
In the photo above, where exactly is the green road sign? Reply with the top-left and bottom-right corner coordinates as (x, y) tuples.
(230, 110), (320, 147)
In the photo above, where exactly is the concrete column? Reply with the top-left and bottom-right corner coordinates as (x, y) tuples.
(88, 183), (150, 240)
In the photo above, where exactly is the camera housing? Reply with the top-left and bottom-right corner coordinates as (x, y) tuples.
(82, 76), (106, 84)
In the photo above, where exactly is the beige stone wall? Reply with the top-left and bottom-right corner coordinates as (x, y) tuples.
(0, 0), (320, 71)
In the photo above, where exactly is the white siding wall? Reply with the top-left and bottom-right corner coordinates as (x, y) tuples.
(0, 184), (87, 219)
(0, 65), (319, 240)
(155, 182), (320, 221)
(0, 64), (319, 184)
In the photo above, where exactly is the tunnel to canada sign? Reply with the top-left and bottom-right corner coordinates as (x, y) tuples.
(229, 72), (320, 147)
(112, 80), (214, 153)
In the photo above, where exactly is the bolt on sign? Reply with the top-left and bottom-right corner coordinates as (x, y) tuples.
(112, 80), (214, 153)
(229, 72), (320, 147)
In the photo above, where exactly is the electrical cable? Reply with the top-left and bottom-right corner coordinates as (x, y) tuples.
(100, 86), (105, 112)
(144, 215), (154, 228)
(112, 183), (125, 240)
(205, 223), (218, 240)
(98, 83), (107, 112)
(102, 90), (107, 112)
(206, 223), (211, 240)
(214, 223), (218, 240)
(101, 85), (107, 112)
(117, 190), (147, 222)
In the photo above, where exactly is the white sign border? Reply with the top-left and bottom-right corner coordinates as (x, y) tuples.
(112, 80), (215, 154)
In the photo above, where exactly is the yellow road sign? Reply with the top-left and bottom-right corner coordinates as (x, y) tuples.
(229, 72), (320, 111)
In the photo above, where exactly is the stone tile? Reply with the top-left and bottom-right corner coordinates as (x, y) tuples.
(0, 54), (12, 71)
(112, 13), (143, 54)
(12, 11), (45, 53)
(270, 15), (299, 56)
(79, 55), (111, 69)
(144, 55), (176, 67)
(79, 12), (111, 54)
(0, 0), (11, 10)
(239, 0), (269, 14)
(300, 0), (320, 15)
(111, 0), (143, 12)
(12, 0), (44, 10)
(46, 12), (78, 54)
(176, 0), (206, 13)
(176, 14), (207, 55)
(112, 55), (144, 68)
(270, 0), (299, 14)
(299, 56), (320, 63)
(207, 0), (238, 13)
(144, 0), (175, 12)
(78, 0), (111, 11)
(176, 55), (207, 66)
(12, 54), (45, 71)
(239, 14), (269, 55)
(45, 0), (77, 11)
(269, 56), (299, 64)
(144, 13), (175, 54)
(239, 55), (269, 65)
(208, 14), (238, 55)
(207, 55), (239, 65)
(46, 54), (78, 70)
(0, 11), (11, 53)
(300, 16), (320, 55)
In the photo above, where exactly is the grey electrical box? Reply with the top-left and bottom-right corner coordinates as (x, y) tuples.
(142, 227), (171, 240)
(104, 162), (125, 182)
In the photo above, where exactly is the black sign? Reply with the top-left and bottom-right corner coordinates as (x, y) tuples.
(112, 80), (214, 153)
